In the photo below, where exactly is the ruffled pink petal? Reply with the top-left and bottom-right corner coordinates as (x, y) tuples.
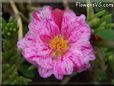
(29, 6), (60, 37)
(80, 42), (95, 61)
(53, 57), (73, 79)
(53, 61), (64, 80)
(32, 6), (52, 21)
(17, 38), (26, 49)
(62, 9), (76, 28)
(61, 9), (91, 43)
(52, 9), (64, 29)
(61, 56), (74, 75)
(38, 67), (53, 78)
(70, 41), (95, 62)
(17, 31), (51, 64)
(76, 14), (86, 24)
(40, 35), (51, 43)
(66, 47), (92, 72)
(17, 31), (37, 58)
(61, 9), (77, 36)
(73, 63), (91, 73)
(54, 73), (63, 80)
(32, 57), (53, 69)
(67, 22), (91, 44)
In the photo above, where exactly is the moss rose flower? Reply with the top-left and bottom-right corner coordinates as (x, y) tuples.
(17, 6), (95, 79)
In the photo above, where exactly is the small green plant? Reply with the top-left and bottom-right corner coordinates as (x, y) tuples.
(86, 0), (114, 84)
(2, 17), (35, 85)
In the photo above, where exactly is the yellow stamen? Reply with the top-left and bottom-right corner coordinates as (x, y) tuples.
(48, 35), (68, 60)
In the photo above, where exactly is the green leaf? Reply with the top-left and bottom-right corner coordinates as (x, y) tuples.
(96, 69), (106, 81)
(93, 10), (106, 18)
(2, 18), (7, 30)
(95, 23), (114, 32)
(99, 14), (112, 24)
(108, 54), (114, 71)
(88, 18), (100, 27)
(2, 64), (10, 72)
(98, 22), (106, 28)
(86, 0), (94, 21)
(105, 23), (114, 29)
(19, 64), (35, 78)
(96, 29), (114, 41)
(2, 17), (32, 85)
(28, 65), (36, 70)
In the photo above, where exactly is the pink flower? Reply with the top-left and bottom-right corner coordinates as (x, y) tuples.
(17, 6), (95, 80)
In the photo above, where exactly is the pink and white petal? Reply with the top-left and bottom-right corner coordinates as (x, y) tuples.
(54, 74), (64, 80)
(38, 67), (53, 78)
(67, 47), (90, 71)
(70, 41), (95, 62)
(54, 73), (64, 80)
(61, 9), (77, 37)
(28, 21), (51, 37)
(52, 8), (64, 29)
(17, 31), (36, 49)
(73, 63), (91, 73)
(29, 6), (60, 37)
(53, 61), (64, 80)
(61, 9), (91, 43)
(76, 14), (86, 24)
(67, 49), (83, 66)
(53, 57), (74, 79)
(28, 17), (59, 39)
(27, 56), (39, 66)
(68, 23), (91, 44)
(32, 57), (53, 69)
(80, 42), (95, 61)
(61, 57), (74, 75)
(17, 31), (52, 67)
(62, 9), (77, 29)
(22, 47), (37, 59)
(40, 35), (51, 43)
(17, 32), (37, 57)
(17, 38), (26, 49)
(25, 32), (51, 57)
(74, 15), (91, 41)
(29, 6), (52, 31)
(31, 6), (52, 21)
(46, 20), (60, 36)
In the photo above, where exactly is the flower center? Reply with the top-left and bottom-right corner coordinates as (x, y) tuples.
(49, 35), (68, 59)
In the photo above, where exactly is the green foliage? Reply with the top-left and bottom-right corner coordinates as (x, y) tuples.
(87, 7), (114, 34)
(86, 0), (94, 21)
(2, 17), (35, 85)
(96, 29), (114, 41)
(86, 1), (114, 84)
